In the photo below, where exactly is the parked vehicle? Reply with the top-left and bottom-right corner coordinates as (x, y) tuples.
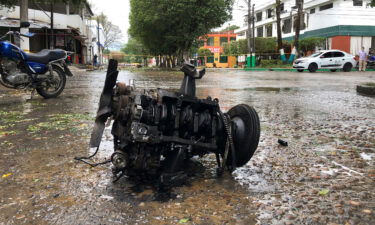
(293, 50), (357, 73)
(0, 22), (73, 98)
(367, 54), (375, 70)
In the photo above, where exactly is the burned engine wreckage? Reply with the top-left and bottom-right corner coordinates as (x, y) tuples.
(89, 60), (260, 187)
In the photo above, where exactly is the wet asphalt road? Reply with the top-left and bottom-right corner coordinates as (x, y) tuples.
(0, 68), (374, 225)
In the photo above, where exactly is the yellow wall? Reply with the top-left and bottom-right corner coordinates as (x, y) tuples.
(204, 35), (237, 68)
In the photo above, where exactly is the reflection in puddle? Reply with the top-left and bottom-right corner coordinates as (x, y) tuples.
(226, 87), (301, 92)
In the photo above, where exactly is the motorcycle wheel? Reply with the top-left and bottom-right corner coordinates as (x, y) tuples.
(36, 65), (66, 99)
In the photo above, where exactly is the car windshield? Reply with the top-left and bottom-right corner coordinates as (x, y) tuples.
(309, 52), (323, 58)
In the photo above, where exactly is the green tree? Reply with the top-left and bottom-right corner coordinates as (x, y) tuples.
(121, 38), (149, 65)
(372, 0), (375, 7)
(197, 48), (213, 57)
(224, 38), (278, 55)
(129, 0), (234, 67)
(221, 25), (240, 32)
(0, 0), (17, 8)
(299, 37), (325, 53)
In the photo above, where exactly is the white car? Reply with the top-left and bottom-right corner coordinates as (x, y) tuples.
(293, 50), (357, 73)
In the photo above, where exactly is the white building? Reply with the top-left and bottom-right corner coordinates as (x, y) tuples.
(235, 0), (375, 55)
(0, 2), (100, 64)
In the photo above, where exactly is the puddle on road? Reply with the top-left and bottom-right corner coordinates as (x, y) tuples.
(225, 87), (301, 92)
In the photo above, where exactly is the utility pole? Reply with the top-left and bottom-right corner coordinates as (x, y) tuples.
(50, 3), (54, 49)
(247, 0), (252, 68)
(20, 0), (29, 52)
(252, 4), (256, 67)
(96, 19), (102, 66)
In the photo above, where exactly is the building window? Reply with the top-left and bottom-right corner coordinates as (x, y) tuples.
(257, 26), (263, 37)
(310, 8), (315, 14)
(230, 37), (236, 42)
(219, 56), (228, 63)
(353, 0), (363, 6)
(207, 37), (214, 46)
(282, 19), (291, 34)
(267, 8), (274, 18)
(320, 3), (333, 11)
(207, 56), (214, 63)
(280, 3), (284, 12)
(220, 37), (228, 46)
(256, 12), (262, 22)
(266, 24), (273, 37)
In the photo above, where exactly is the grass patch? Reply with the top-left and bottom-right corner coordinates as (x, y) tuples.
(0, 111), (24, 123)
(27, 113), (93, 134)
(364, 82), (375, 87)
(0, 130), (17, 137)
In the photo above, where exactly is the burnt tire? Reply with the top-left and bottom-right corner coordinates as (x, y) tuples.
(227, 104), (260, 167)
(36, 65), (66, 99)
(308, 63), (318, 73)
(343, 63), (352, 72)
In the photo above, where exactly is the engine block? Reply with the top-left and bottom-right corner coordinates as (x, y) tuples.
(90, 60), (261, 187)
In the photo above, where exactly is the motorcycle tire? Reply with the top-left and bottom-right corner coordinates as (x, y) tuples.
(36, 65), (66, 99)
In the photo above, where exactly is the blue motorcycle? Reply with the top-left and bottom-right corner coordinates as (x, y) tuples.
(367, 54), (375, 70)
(0, 22), (73, 98)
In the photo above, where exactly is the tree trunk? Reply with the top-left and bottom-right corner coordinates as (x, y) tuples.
(166, 55), (171, 68)
(156, 55), (160, 67)
(177, 50), (184, 66)
(160, 56), (163, 68)
(161, 56), (167, 68)
(143, 57), (147, 67)
(20, 0), (29, 51)
(294, 0), (304, 56)
(172, 55), (176, 68)
(276, 0), (283, 50)
(276, 0), (286, 62)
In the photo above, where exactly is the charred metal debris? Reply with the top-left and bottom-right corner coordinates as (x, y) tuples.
(85, 59), (261, 188)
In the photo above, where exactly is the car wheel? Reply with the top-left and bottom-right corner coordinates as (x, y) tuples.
(308, 63), (318, 73)
(297, 69), (304, 72)
(343, 63), (352, 72)
(330, 69), (337, 72)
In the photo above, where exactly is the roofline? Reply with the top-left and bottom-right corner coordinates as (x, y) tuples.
(85, 2), (94, 16)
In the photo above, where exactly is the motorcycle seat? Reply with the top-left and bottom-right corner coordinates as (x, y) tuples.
(26, 49), (66, 64)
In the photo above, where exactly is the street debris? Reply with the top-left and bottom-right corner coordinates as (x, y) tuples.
(278, 139), (288, 146)
(2, 173), (12, 178)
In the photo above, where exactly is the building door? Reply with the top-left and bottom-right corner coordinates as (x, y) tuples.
(320, 52), (334, 67)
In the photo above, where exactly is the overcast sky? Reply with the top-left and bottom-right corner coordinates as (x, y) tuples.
(89, 0), (255, 46)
